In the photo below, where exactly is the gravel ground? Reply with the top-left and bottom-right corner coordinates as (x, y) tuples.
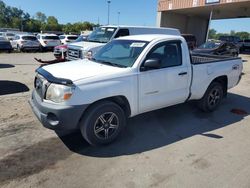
(0, 52), (250, 188)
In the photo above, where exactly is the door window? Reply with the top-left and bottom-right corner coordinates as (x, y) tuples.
(114, 29), (130, 38)
(144, 41), (182, 69)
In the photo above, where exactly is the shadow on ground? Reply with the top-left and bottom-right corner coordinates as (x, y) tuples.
(0, 93), (249, 185)
(0, 64), (15, 69)
(0, 137), (72, 186)
(58, 93), (250, 157)
(0, 80), (29, 95)
(240, 50), (250, 55)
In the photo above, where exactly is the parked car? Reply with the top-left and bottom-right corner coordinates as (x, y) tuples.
(53, 44), (68, 59)
(11, 34), (41, 52)
(0, 36), (13, 53)
(181, 34), (197, 50)
(59, 35), (78, 45)
(67, 25), (180, 60)
(192, 41), (239, 57)
(29, 34), (242, 146)
(219, 35), (240, 43)
(4, 32), (15, 41)
(219, 35), (241, 49)
(37, 34), (61, 51)
(241, 39), (250, 51)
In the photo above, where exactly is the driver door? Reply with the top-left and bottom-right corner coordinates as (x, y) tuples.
(138, 40), (190, 113)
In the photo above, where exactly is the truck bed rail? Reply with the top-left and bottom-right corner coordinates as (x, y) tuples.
(191, 53), (240, 65)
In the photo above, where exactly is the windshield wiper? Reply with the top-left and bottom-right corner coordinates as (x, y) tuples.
(99, 61), (127, 68)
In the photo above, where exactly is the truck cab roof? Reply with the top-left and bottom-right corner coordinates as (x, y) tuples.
(117, 34), (184, 42)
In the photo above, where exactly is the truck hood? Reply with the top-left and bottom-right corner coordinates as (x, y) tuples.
(41, 59), (125, 82)
(68, 41), (105, 50)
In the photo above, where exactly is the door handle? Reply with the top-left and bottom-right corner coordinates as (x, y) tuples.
(178, 72), (188, 76)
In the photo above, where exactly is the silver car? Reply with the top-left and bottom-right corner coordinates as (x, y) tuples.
(11, 34), (41, 52)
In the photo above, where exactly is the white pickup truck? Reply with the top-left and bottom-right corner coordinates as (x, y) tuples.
(29, 34), (243, 145)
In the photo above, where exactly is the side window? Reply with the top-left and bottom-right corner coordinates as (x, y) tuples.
(37, 35), (40, 39)
(114, 29), (130, 38)
(146, 41), (182, 68)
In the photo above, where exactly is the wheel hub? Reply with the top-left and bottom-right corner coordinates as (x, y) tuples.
(94, 112), (119, 140)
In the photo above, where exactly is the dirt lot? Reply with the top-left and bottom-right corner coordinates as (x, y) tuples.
(0, 52), (250, 188)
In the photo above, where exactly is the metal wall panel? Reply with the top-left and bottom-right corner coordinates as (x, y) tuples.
(158, 0), (250, 11)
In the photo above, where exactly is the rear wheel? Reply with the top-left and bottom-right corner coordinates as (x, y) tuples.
(198, 82), (224, 112)
(80, 101), (126, 146)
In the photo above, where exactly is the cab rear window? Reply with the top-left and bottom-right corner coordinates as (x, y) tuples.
(22, 36), (37, 40)
(42, 36), (60, 40)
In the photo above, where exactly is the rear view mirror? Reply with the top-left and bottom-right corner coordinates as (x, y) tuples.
(141, 59), (161, 71)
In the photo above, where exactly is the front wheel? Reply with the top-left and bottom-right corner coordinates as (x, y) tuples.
(198, 82), (224, 112)
(80, 101), (126, 146)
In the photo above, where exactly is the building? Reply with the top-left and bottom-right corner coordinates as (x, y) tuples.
(157, 0), (250, 44)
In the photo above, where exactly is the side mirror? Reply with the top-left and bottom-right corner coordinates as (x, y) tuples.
(141, 59), (161, 71)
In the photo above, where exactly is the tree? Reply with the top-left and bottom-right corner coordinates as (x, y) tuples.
(0, 0), (98, 33)
(235, 32), (249, 40)
(44, 16), (62, 31)
(208, 29), (217, 39)
(35, 11), (46, 23)
(230, 30), (236, 36)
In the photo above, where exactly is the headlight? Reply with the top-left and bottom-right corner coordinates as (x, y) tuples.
(82, 50), (88, 58)
(46, 83), (75, 103)
(86, 50), (93, 59)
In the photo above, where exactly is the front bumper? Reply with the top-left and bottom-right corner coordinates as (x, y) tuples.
(29, 90), (88, 130)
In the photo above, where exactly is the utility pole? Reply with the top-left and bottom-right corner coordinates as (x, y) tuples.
(107, 0), (111, 25)
(118, 12), (120, 25)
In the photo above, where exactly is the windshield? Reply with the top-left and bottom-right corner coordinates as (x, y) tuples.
(0, 36), (7, 41)
(75, 35), (86, 42)
(42, 36), (59, 40)
(68, 36), (78, 40)
(22, 36), (37, 41)
(92, 39), (149, 68)
(6, 33), (15, 36)
(87, 27), (117, 43)
(198, 42), (221, 49)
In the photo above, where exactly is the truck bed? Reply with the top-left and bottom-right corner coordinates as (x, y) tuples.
(191, 53), (240, 65)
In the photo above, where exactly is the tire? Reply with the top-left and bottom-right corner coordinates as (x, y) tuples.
(198, 82), (224, 112)
(80, 101), (126, 146)
(39, 46), (44, 52)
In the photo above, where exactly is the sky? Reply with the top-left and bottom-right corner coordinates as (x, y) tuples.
(2, 0), (250, 33)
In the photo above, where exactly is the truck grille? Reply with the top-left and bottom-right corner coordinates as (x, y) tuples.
(68, 48), (82, 60)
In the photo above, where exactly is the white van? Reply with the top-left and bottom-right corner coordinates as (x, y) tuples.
(67, 25), (180, 60)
